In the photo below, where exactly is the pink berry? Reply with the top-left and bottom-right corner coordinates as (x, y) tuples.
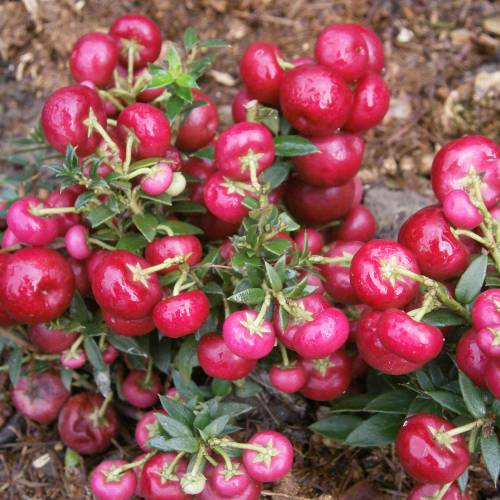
(140, 162), (173, 196)
(471, 288), (500, 330)
(61, 349), (87, 369)
(232, 88), (255, 123)
(269, 362), (307, 393)
(443, 190), (483, 229)
(2, 228), (20, 248)
(135, 410), (166, 452)
(476, 325), (500, 359)
(210, 459), (251, 497)
(65, 224), (92, 260)
(90, 459), (137, 500)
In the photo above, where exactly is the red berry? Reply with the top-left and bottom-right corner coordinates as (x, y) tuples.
(292, 56), (316, 66)
(378, 309), (444, 364)
(109, 14), (162, 69)
(57, 392), (118, 455)
(432, 135), (500, 208)
(355, 25), (385, 72)
(243, 430), (293, 482)
(69, 33), (119, 87)
(41, 84), (106, 156)
(300, 350), (352, 400)
(65, 224), (92, 260)
(122, 370), (161, 408)
(12, 369), (69, 424)
(292, 133), (364, 187)
(199, 476), (261, 500)
(396, 414), (470, 484)
(476, 326), (500, 359)
(356, 310), (420, 375)
(0, 248), (75, 324)
(280, 64), (353, 136)
(294, 228), (324, 254)
(135, 410), (165, 452)
(182, 156), (217, 203)
(294, 307), (349, 359)
(344, 72), (390, 132)
(91, 250), (162, 320)
(222, 309), (276, 360)
(471, 288), (500, 330)
(103, 311), (155, 337)
(192, 212), (240, 241)
(408, 482), (467, 500)
(336, 205), (377, 242)
(90, 459), (137, 500)
(456, 329), (488, 388)
(232, 88), (254, 123)
(68, 257), (91, 296)
(198, 333), (256, 380)
(204, 171), (250, 224)
(45, 187), (83, 236)
(215, 122), (275, 181)
(210, 459), (251, 497)
(140, 452), (188, 499)
(153, 290), (210, 338)
(443, 190), (483, 229)
(7, 196), (59, 246)
(28, 323), (78, 353)
(398, 206), (470, 281)
(145, 235), (203, 274)
(352, 175), (364, 206)
(350, 239), (420, 310)
(485, 359), (500, 397)
(269, 362), (307, 393)
(285, 177), (354, 225)
(102, 344), (119, 364)
(135, 67), (164, 102)
(314, 23), (369, 82)
(117, 103), (171, 159)
(239, 42), (284, 106)
(176, 90), (219, 153)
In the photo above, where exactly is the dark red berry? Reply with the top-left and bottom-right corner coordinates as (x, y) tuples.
(122, 370), (161, 408)
(232, 88), (255, 123)
(209, 459), (251, 498)
(456, 329), (488, 388)
(29, 323), (78, 353)
(103, 311), (155, 337)
(294, 228), (324, 254)
(408, 482), (467, 500)
(145, 235), (202, 274)
(336, 205), (377, 242)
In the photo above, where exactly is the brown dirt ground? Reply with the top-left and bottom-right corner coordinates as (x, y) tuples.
(0, 0), (499, 498)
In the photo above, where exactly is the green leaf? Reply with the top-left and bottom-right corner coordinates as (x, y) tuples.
(234, 379), (261, 398)
(459, 372), (487, 417)
(86, 205), (115, 228)
(132, 213), (158, 242)
(156, 414), (193, 437)
(60, 368), (73, 391)
(174, 336), (198, 384)
(172, 200), (206, 213)
(274, 135), (319, 157)
(407, 396), (443, 416)
(480, 433), (500, 484)
(422, 309), (465, 328)
(70, 292), (91, 323)
(165, 95), (185, 122)
(83, 337), (105, 371)
(202, 415), (230, 438)
(148, 435), (199, 453)
(263, 238), (292, 256)
(152, 339), (171, 374)
(364, 390), (415, 414)
(159, 395), (195, 427)
(457, 469), (468, 492)
(183, 27), (198, 50)
(139, 191), (172, 206)
(198, 39), (230, 49)
(191, 146), (215, 161)
(486, 274), (500, 287)
(167, 46), (182, 72)
(8, 347), (22, 385)
(228, 288), (265, 304)
(265, 262), (282, 292)
(329, 393), (374, 413)
(345, 413), (406, 447)
(426, 391), (468, 414)
(176, 73), (199, 89)
(147, 73), (175, 89)
(157, 220), (203, 236)
(212, 402), (252, 419)
(211, 379), (232, 398)
(455, 254), (488, 304)
(260, 162), (290, 189)
(116, 233), (148, 252)
(107, 334), (147, 357)
(310, 415), (364, 441)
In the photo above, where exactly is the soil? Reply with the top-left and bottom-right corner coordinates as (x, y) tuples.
(0, 0), (499, 498)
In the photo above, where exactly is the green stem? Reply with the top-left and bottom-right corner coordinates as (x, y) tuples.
(156, 224), (175, 236)
(68, 335), (84, 356)
(435, 483), (452, 500)
(310, 255), (353, 266)
(217, 440), (268, 454)
(98, 90), (124, 112)
(124, 167), (154, 180)
(212, 446), (234, 471)
(85, 108), (120, 157)
(445, 419), (484, 437)
(31, 206), (78, 216)
(88, 238), (115, 251)
(278, 342), (290, 367)
(173, 268), (189, 296)
(253, 290), (272, 327)
(122, 134), (135, 174)
(144, 357), (153, 387)
(164, 451), (186, 477)
(0, 245), (22, 254)
(97, 391), (113, 420)
(452, 228), (488, 246)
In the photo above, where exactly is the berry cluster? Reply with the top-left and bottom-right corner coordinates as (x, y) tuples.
(0, 11), (499, 500)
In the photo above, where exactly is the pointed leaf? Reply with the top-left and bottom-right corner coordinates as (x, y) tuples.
(455, 254), (488, 304)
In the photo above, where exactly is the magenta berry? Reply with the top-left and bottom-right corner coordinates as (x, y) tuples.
(336, 205), (377, 242)
(485, 359), (500, 398)
(222, 309), (276, 360)
(45, 187), (83, 236)
(471, 288), (500, 330)
(443, 190), (483, 229)
(135, 410), (165, 452)
(269, 362), (307, 393)
(90, 459), (137, 500)
(103, 311), (155, 337)
(102, 344), (119, 364)
(215, 122), (275, 181)
(61, 348), (87, 369)
(122, 370), (161, 408)
(2, 228), (20, 248)
(145, 235), (203, 274)
(210, 459), (251, 498)
(232, 88), (255, 123)
(29, 323), (78, 353)
(140, 162), (173, 196)
(476, 326), (500, 359)
(456, 329), (488, 388)
(356, 25), (385, 72)
(243, 430), (293, 482)
(408, 482), (466, 500)
(65, 224), (92, 260)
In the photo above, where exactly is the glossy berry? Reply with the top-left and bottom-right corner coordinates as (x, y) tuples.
(140, 452), (188, 500)
(41, 84), (106, 156)
(300, 350), (352, 400)
(456, 329), (488, 388)
(477, 326), (500, 358)
(352, 175), (364, 206)
(68, 257), (91, 296)
(135, 410), (165, 452)
(2, 228), (20, 248)
(117, 103), (171, 160)
(153, 290), (210, 338)
(145, 234), (202, 274)
(90, 459), (137, 500)
(140, 162), (173, 196)
(485, 359), (500, 398)
(314, 23), (369, 82)
(378, 309), (444, 364)
(350, 239), (420, 310)
(396, 414), (470, 484)
(471, 288), (500, 330)
(209, 459), (251, 498)
(135, 67), (164, 102)
(243, 430), (293, 482)
(344, 72), (390, 132)
(239, 42), (284, 106)
(0, 248), (75, 324)
(356, 25), (385, 72)
(294, 307), (349, 359)
(12, 369), (69, 424)
(57, 392), (118, 455)
(292, 133), (364, 187)
(65, 224), (92, 260)
(431, 135), (500, 208)
(408, 482), (467, 500)
(183, 156), (217, 203)
(91, 250), (162, 320)
(103, 311), (155, 337)
(280, 64), (353, 136)
(215, 122), (275, 181)
(7, 197), (59, 246)
(285, 177), (354, 225)
(199, 476), (261, 500)
(176, 90), (219, 152)
(222, 309), (276, 360)
(232, 88), (255, 123)
(398, 206), (470, 281)
(29, 323), (78, 353)
(269, 362), (307, 393)
(70, 33), (119, 87)
(294, 228), (324, 254)
(443, 190), (483, 229)
(45, 187), (83, 236)
(198, 333), (256, 381)
(109, 14), (162, 69)
(204, 171), (250, 224)
(122, 370), (161, 408)
(336, 205), (377, 242)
